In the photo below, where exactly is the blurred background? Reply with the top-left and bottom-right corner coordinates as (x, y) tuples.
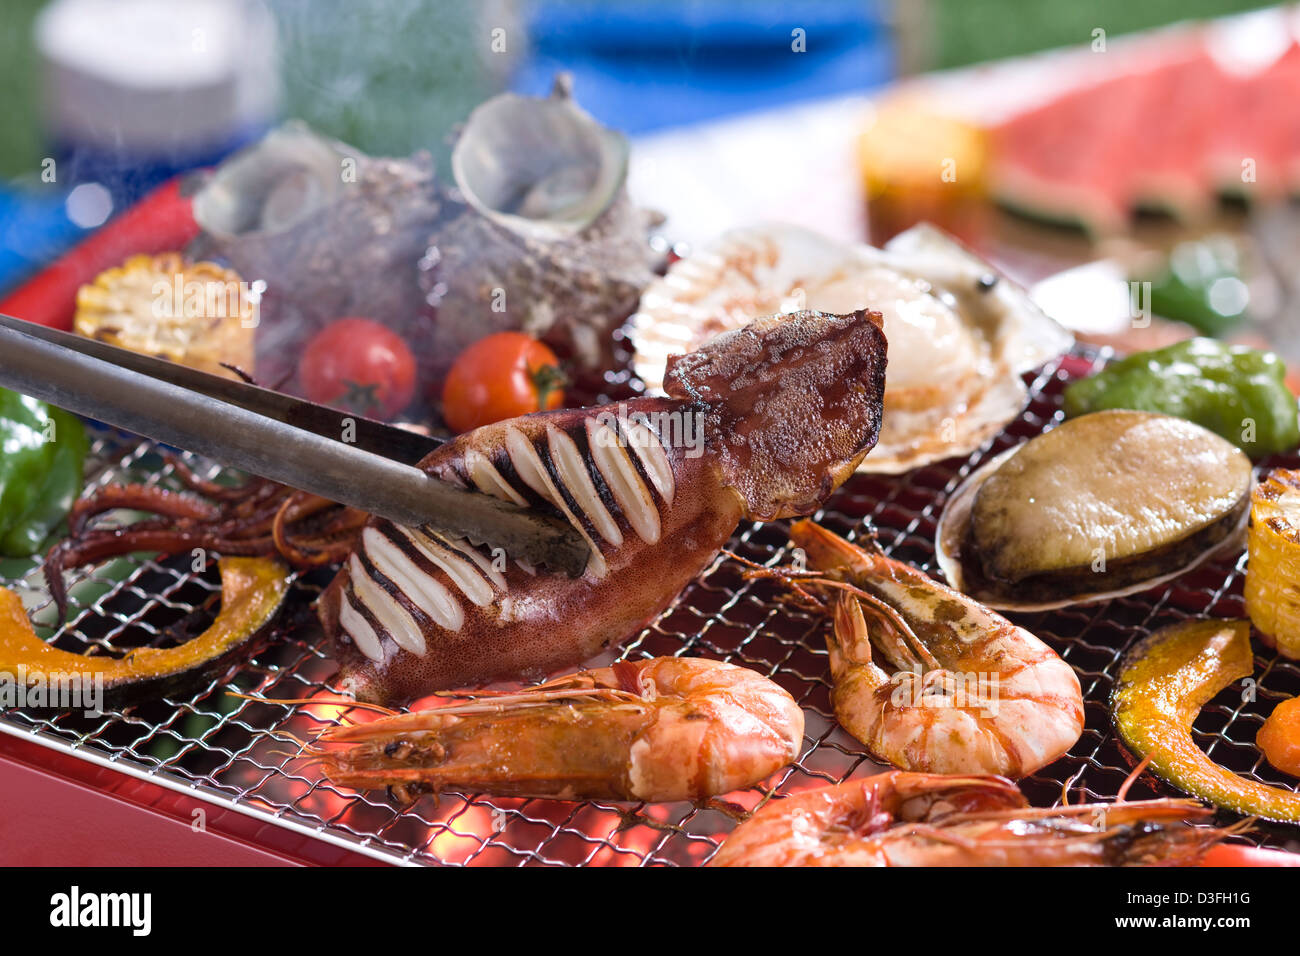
(1, 0), (1278, 176)
(2, 0), (1298, 357)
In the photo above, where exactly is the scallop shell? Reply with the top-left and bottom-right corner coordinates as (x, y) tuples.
(934, 446), (1250, 612)
(631, 222), (1072, 474)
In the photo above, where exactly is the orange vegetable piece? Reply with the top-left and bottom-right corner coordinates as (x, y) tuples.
(1258, 697), (1300, 778)
(0, 557), (288, 702)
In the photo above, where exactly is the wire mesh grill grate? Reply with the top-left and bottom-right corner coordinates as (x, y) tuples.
(2, 346), (1299, 865)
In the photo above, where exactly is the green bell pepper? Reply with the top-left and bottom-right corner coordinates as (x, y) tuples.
(0, 389), (89, 557)
(1063, 338), (1300, 458)
(1140, 237), (1249, 337)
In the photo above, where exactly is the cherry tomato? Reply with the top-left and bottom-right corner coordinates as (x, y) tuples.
(299, 317), (416, 420)
(441, 332), (566, 433)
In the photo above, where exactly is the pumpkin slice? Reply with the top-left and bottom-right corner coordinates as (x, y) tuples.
(1112, 618), (1300, 823)
(0, 557), (289, 707)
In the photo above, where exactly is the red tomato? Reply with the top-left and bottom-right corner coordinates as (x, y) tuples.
(441, 332), (566, 433)
(299, 318), (416, 419)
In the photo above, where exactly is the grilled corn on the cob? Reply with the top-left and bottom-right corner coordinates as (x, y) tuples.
(1246, 468), (1300, 659)
(75, 252), (256, 380)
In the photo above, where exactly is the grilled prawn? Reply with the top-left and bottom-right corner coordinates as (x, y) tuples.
(308, 657), (804, 803)
(320, 310), (888, 704)
(709, 770), (1238, 867)
(780, 521), (1083, 778)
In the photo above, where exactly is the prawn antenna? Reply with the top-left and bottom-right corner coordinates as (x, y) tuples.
(1059, 765), (1087, 806)
(1116, 752), (1156, 803)
(225, 690), (401, 718)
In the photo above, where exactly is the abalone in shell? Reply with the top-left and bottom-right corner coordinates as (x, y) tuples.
(937, 410), (1252, 608)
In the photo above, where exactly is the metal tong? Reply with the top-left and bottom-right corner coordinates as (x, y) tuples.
(0, 313), (590, 576)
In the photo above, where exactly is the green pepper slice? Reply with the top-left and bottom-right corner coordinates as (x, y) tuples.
(1064, 338), (1299, 458)
(0, 405), (88, 557)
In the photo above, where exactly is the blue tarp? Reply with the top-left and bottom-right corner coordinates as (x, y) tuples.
(512, 1), (894, 133)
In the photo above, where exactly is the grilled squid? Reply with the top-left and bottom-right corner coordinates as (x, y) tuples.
(320, 309), (889, 704)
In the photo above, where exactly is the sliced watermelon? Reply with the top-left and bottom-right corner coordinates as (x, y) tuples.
(989, 33), (1300, 233)
(1125, 47), (1224, 219)
(991, 71), (1145, 235)
(1209, 42), (1300, 199)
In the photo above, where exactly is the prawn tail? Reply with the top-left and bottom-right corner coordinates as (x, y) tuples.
(828, 592), (882, 679)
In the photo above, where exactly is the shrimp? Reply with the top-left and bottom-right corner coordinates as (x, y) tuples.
(709, 770), (1237, 867)
(779, 520), (1083, 778)
(305, 657), (804, 803)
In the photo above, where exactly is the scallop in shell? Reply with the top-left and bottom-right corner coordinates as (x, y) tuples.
(631, 222), (1072, 473)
